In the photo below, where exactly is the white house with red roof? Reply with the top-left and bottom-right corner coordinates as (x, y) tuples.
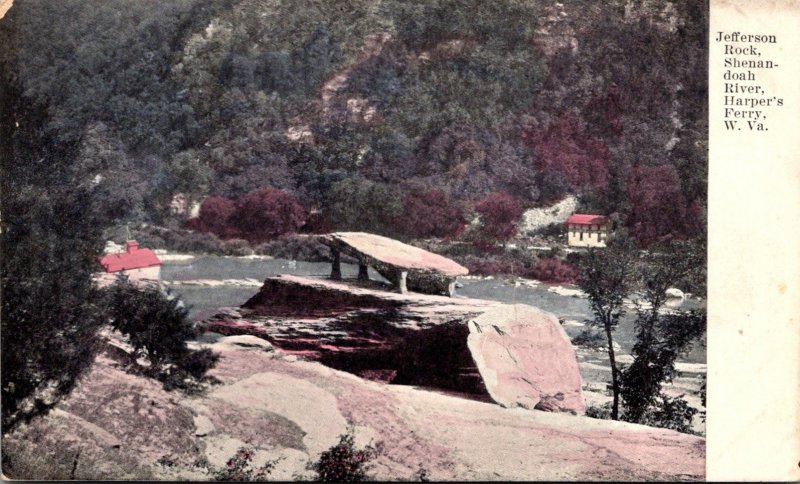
(96, 240), (162, 287)
(565, 214), (609, 248)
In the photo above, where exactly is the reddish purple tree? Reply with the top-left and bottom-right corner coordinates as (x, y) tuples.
(189, 196), (237, 238)
(230, 188), (308, 243)
(396, 190), (465, 239)
(522, 112), (609, 190)
(531, 258), (580, 284)
(626, 165), (698, 245)
(474, 191), (524, 244)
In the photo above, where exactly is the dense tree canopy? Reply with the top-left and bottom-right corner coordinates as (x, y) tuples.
(0, 0), (707, 246)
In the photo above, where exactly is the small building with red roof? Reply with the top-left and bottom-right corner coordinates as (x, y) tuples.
(565, 214), (610, 247)
(96, 240), (162, 287)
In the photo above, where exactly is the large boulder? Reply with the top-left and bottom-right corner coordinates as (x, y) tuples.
(202, 276), (585, 414)
(467, 305), (585, 414)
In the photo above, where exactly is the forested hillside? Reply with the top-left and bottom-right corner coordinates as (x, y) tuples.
(0, 0), (707, 244)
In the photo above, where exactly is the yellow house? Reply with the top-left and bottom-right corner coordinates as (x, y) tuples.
(566, 214), (610, 247)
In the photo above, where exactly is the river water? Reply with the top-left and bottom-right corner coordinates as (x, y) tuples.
(161, 255), (706, 365)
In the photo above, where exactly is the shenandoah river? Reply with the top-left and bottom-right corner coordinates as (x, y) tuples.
(161, 255), (706, 365)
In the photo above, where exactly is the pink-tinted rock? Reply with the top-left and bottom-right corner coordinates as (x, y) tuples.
(319, 232), (468, 295)
(201, 275), (585, 414)
(203, 320), (270, 338)
(467, 304), (585, 414)
(322, 232), (468, 275)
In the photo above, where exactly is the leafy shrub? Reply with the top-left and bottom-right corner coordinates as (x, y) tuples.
(256, 236), (331, 262)
(570, 328), (607, 351)
(177, 348), (220, 380)
(585, 402), (613, 420)
(221, 238), (254, 257)
(110, 225), (227, 255)
(620, 306), (706, 423)
(214, 447), (276, 481)
(310, 433), (381, 482)
(532, 222), (566, 238)
(587, 396), (698, 434)
(459, 256), (515, 276)
(104, 224), (167, 250)
(458, 256), (530, 278)
(454, 246), (540, 278)
(531, 258), (580, 283)
(630, 394), (698, 434)
(105, 280), (195, 371)
(161, 228), (226, 254)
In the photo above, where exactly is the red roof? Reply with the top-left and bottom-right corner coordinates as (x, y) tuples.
(566, 214), (609, 226)
(99, 241), (161, 272)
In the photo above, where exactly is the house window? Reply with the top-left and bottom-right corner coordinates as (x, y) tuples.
(579, 231), (583, 241)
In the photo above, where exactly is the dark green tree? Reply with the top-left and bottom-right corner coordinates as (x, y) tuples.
(620, 242), (706, 425)
(323, 176), (402, 234)
(577, 239), (637, 420)
(104, 279), (197, 373)
(1, 79), (107, 432)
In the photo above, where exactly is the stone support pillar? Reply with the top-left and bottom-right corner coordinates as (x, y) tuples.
(330, 249), (342, 280)
(396, 270), (408, 294)
(446, 279), (456, 298)
(358, 262), (370, 281)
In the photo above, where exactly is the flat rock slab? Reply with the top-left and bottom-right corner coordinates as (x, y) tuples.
(240, 274), (496, 326)
(321, 232), (468, 276)
(320, 232), (468, 295)
(210, 372), (348, 456)
(467, 305), (585, 414)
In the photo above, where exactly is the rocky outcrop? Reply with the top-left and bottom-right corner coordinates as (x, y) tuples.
(203, 275), (584, 414)
(4, 339), (705, 481)
(318, 232), (468, 296)
(518, 195), (578, 234)
(467, 305), (585, 414)
(666, 287), (685, 299)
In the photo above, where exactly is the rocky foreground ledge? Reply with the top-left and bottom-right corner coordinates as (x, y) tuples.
(5, 276), (704, 480)
(202, 275), (584, 414)
(5, 336), (705, 480)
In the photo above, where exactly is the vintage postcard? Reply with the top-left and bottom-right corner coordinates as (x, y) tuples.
(0, 0), (796, 481)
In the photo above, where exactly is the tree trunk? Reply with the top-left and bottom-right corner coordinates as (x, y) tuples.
(604, 319), (620, 420)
